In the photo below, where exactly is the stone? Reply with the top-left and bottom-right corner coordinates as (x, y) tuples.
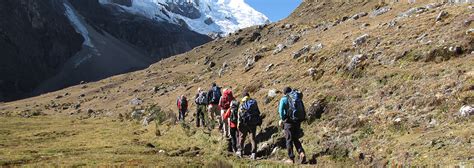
(466, 28), (474, 35)
(55, 95), (63, 99)
(352, 12), (368, 20)
(265, 64), (274, 72)
(132, 109), (145, 120)
(370, 6), (391, 17)
(284, 24), (293, 29)
(435, 11), (448, 22)
(130, 98), (143, 105)
(353, 34), (369, 46)
(307, 68), (316, 77)
(394, 117), (402, 123)
(448, 46), (463, 55)
(208, 61), (216, 68)
(268, 89), (277, 98)
(273, 44), (286, 55)
(308, 99), (326, 120)
(347, 54), (367, 71)
(311, 43), (323, 53)
(292, 45), (310, 59)
(286, 34), (300, 45)
(399, 7), (427, 18)
(459, 105), (474, 117)
(425, 3), (442, 9)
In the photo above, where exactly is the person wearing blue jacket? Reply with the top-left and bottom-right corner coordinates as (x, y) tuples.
(278, 87), (306, 164)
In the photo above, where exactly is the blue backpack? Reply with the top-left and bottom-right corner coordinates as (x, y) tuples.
(239, 99), (262, 126)
(210, 86), (221, 104)
(287, 90), (306, 122)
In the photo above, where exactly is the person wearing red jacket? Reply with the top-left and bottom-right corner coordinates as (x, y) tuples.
(219, 89), (234, 138)
(223, 100), (239, 153)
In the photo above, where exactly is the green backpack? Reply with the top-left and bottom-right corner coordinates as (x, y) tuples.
(229, 100), (239, 123)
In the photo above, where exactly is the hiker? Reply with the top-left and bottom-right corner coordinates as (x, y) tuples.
(176, 95), (188, 122)
(219, 88), (234, 138)
(195, 88), (208, 127)
(207, 83), (222, 129)
(278, 87), (306, 164)
(237, 92), (262, 160)
(222, 100), (239, 153)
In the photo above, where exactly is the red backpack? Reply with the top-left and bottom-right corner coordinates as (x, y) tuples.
(221, 90), (233, 109)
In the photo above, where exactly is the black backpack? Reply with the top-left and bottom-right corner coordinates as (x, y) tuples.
(239, 99), (262, 126)
(229, 100), (239, 123)
(178, 96), (188, 111)
(287, 90), (306, 122)
(209, 86), (221, 104)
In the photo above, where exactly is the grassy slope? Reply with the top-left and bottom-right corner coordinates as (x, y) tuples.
(0, 0), (473, 166)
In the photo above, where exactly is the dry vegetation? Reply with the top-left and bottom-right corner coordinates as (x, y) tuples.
(0, 0), (473, 166)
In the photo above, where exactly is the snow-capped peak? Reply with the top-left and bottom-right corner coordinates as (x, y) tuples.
(99, 0), (270, 36)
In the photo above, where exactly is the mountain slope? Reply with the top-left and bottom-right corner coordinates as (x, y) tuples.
(0, 0), (473, 166)
(0, 0), (212, 101)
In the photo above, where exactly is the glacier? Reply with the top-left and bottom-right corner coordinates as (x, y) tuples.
(98, 0), (270, 36)
(64, 2), (94, 47)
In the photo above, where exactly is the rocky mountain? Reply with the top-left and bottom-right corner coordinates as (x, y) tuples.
(0, 0), (472, 167)
(0, 0), (268, 102)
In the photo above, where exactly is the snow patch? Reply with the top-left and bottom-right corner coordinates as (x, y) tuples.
(98, 0), (269, 35)
(64, 3), (94, 47)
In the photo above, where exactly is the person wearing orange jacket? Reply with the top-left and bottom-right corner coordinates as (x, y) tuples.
(223, 100), (239, 153)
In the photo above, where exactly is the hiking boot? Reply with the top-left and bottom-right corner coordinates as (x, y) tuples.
(236, 151), (242, 158)
(284, 158), (294, 164)
(299, 152), (307, 164)
(250, 153), (256, 160)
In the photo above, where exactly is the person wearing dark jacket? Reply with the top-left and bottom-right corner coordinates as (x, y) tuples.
(278, 87), (306, 164)
(176, 95), (188, 121)
(207, 83), (221, 129)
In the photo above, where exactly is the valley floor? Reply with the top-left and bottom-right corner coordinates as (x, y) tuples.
(0, 115), (472, 167)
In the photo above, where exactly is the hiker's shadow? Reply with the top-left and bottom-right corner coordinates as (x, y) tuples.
(241, 126), (286, 157)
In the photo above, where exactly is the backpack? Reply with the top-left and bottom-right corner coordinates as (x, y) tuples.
(195, 91), (208, 105)
(178, 96), (188, 111)
(287, 90), (306, 122)
(210, 86), (221, 104)
(239, 99), (262, 126)
(221, 93), (232, 109)
(229, 100), (239, 123)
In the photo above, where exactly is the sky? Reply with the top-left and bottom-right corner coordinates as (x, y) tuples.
(245, 0), (303, 22)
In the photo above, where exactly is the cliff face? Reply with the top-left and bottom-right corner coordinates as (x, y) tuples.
(0, 0), (212, 102)
(0, 0), (84, 101)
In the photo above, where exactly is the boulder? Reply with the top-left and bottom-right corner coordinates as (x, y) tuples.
(459, 105), (474, 117)
(268, 89), (278, 98)
(370, 6), (391, 17)
(308, 99), (326, 120)
(130, 98), (143, 105)
(131, 109), (145, 120)
(311, 43), (323, 53)
(307, 68), (316, 77)
(273, 44), (286, 55)
(347, 54), (367, 71)
(286, 34), (300, 45)
(353, 34), (369, 46)
(292, 45), (310, 59)
(352, 12), (368, 20)
(399, 7), (427, 18)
